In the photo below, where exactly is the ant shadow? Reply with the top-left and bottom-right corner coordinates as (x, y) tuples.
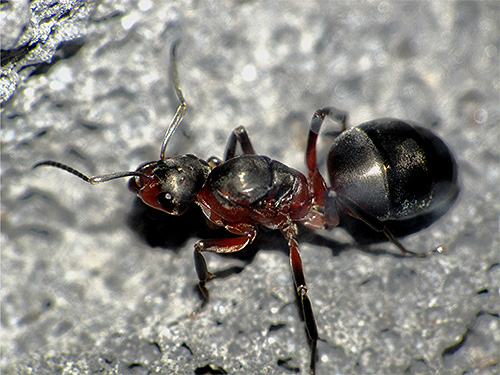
(125, 198), (448, 364)
(125, 195), (455, 315)
(126, 197), (446, 269)
(126, 198), (276, 282)
(126, 199), (354, 279)
(125, 198), (350, 348)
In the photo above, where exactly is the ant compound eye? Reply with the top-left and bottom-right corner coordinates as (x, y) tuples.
(157, 192), (175, 211)
(156, 191), (188, 215)
(157, 191), (172, 208)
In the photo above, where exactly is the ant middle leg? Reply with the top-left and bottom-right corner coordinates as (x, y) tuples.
(288, 236), (319, 375)
(224, 126), (256, 161)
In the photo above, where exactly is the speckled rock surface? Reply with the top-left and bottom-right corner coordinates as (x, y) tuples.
(2, 1), (499, 374)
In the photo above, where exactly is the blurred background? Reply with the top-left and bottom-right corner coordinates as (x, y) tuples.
(2, 1), (499, 374)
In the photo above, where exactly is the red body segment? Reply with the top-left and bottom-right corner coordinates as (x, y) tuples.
(196, 157), (314, 233)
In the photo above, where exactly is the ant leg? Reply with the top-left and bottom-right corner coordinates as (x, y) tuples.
(160, 41), (187, 160)
(288, 237), (318, 375)
(306, 110), (329, 206)
(323, 106), (348, 133)
(207, 156), (223, 169)
(224, 126), (256, 161)
(193, 225), (257, 307)
(306, 107), (349, 207)
(300, 207), (326, 230)
(335, 194), (427, 257)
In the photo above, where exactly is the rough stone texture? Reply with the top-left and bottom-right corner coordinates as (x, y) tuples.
(1, 1), (499, 374)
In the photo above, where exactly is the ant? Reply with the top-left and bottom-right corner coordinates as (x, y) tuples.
(33, 43), (459, 374)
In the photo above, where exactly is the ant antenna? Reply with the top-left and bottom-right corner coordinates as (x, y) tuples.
(33, 41), (187, 183)
(32, 161), (144, 184)
(159, 40), (187, 160)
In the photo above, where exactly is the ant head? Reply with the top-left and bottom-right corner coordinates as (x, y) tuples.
(129, 155), (211, 215)
(33, 42), (207, 216)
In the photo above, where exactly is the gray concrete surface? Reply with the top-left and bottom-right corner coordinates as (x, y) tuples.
(1, 1), (499, 374)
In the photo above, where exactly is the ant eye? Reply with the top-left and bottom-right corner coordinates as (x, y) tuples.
(157, 192), (175, 212)
(155, 191), (189, 216)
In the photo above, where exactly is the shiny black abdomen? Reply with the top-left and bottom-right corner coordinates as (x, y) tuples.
(327, 119), (459, 239)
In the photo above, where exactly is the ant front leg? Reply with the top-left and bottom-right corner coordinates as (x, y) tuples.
(193, 224), (257, 309)
(306, 107), (348, 207)
(224, 126), (256, 161)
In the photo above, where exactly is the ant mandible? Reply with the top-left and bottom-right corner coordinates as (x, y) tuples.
(34, 43), (459, 375)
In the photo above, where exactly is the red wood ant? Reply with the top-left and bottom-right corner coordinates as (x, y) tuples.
(34, 43), (458, 374)
(33, 43), (324, 374)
